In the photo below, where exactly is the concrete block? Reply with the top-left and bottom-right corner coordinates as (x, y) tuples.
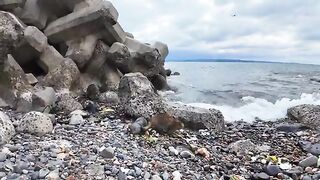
(26, 73), (38, 85)
(124, 37), (154, 53)
(32, 86), (56, 111)
(107, 42), (131, 74)
(38, 46), (64, 73)
(101, 22), (126, 46)
(65, 34), (99, 69)
(12, 26), (47, 66)
(37, 0), (83, 18)
(85, 40), (109, 77)
(24, 26), (48, 52)
(44, 1), (118, 44)
(126, 32), (134, 39)
(152, 41), (169, 60)
(100, 62), (122, 91)
(19, 0), (48, 29)
(0, 0), (26, 10)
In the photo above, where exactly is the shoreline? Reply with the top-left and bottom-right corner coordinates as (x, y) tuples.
(0, 103), (319, 179)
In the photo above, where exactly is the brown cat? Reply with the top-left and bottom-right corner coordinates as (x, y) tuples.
(143, 113), (184, 134)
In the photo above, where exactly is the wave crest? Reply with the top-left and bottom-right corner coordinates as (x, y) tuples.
(189, 93), (320, 122)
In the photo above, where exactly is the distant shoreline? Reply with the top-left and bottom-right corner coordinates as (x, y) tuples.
(166, 59), (320, 66)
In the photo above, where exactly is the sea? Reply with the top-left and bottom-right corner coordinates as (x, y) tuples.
(163, 61), (320, 122)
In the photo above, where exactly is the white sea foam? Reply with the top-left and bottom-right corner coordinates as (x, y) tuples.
(189, 93), (320, 122)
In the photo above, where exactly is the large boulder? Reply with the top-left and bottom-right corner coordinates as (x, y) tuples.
(0, 11), (24, 62)
(0, 54), (32, 109)
(17, 111), (53, 136)
(166, 102), (225, 131)
(130, 49), (163, 78)
(0, 111), (15, 145)
(287, 104), (320, 128)
(118, 73), (165, 119)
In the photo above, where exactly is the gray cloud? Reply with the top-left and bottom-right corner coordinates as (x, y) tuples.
(110, 0), (320, 64)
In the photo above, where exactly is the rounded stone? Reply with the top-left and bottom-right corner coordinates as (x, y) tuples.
(39, 168), (50, 178)
(299, 155), (318, 168)
(17, 111), (53, 136)
(265, 164), (281, 176)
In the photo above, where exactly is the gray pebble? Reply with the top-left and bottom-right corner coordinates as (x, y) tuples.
(0, 172), (6, 178)
(39, 168), (50, 178)
(299, 155), (318, 168)
(99, 147), (115, 159)
(265, 164), (281, 176)
(0, 152), (7, 162)
(162, 171), (170, 180)
(180, 150), (195, 159)
(134, 166), (142, 176)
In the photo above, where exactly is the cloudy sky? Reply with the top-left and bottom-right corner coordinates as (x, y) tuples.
(109, 0), (320, 64)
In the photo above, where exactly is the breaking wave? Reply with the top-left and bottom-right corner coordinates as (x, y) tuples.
(189, 93), (320, 122)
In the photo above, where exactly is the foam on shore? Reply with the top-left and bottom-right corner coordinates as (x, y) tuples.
(189, 93), (320, 122)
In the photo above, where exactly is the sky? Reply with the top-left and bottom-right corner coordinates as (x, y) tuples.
(109, 0), (320, 64)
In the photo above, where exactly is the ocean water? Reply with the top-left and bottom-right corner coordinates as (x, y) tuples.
(164, 62), (320, 122)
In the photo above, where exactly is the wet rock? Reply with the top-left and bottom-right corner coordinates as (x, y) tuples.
(150, 74), (168, 90)
(118, 73), (165, 118)
(17, 111), (53, 136)
(166, 102), (225, 131)
(165, 69), (171, 76)
(299, 155), (318, 168)
(287, 104), (320, 128)
(0, 111), (15, 145)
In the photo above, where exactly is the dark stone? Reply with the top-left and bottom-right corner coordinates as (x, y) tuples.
(172, 72), (180, 76)
(150, 74), (168, 90)
(253, 172), (270, 180)
(86, 84), (100, 101)
(165, 69), (171, 76)
(275, 123), (309, 132)
(265, 164), (281, 176)
(84, 100), (99, 114)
